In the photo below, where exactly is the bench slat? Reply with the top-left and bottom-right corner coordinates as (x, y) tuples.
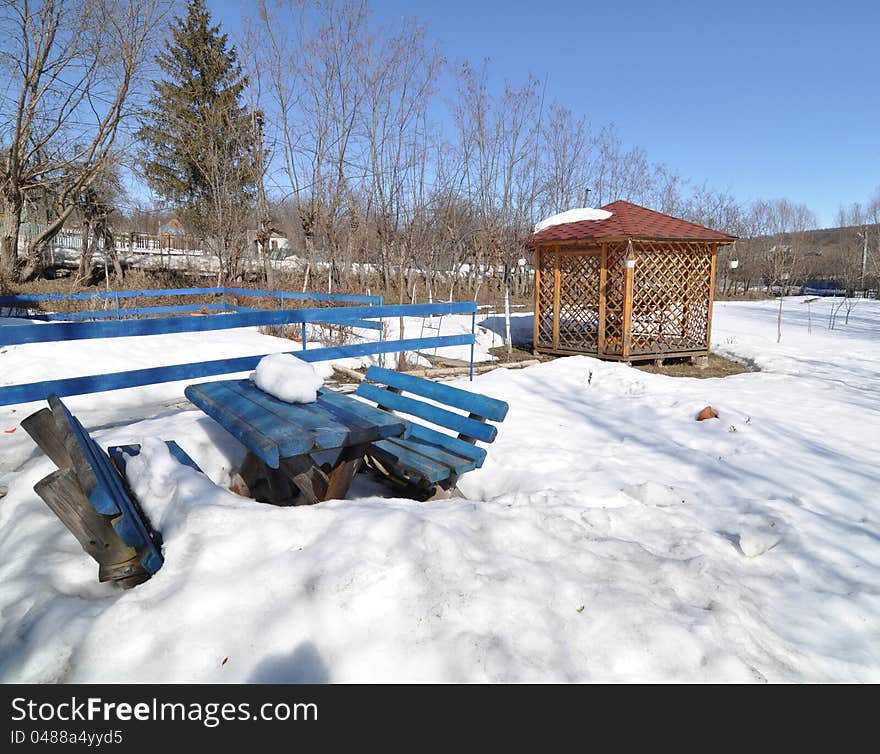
(355, 382), (497, 443)
(71, 416), (163, 573)
(109, 442), (203, 474)
(377, 437), (478, 479)
(368, 440), (456, 484)
(363, 366), (509, 422)
(404, 423), (487, 468)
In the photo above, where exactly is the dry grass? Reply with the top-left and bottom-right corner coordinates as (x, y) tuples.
(633, 353), (754, 378)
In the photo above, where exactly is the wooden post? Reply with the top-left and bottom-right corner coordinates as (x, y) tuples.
(621, 244), (635, 360)
(324, 443), (368, 501)
(598, 243), (608, 354)
(34, 468), (148, 586)
(552, 248), (561, 350)
(705, 245), (718, 350)
(532, 248), (541, 352)
(21, 408), (73, 470)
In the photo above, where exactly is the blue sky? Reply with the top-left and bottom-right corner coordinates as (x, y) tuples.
(210, 0), (879, 227)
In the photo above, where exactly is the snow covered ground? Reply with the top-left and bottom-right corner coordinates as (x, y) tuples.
(0, 296), (878, 682)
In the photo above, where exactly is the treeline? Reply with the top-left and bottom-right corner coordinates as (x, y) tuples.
(2, 0), (878, 299)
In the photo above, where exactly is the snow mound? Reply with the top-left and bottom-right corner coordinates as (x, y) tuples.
(250, 353), (323, 403)
(737, 522), (782, 558)
(534, 207), (612, 233)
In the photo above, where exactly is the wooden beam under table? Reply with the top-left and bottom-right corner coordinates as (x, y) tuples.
(278, 454), (330, 506)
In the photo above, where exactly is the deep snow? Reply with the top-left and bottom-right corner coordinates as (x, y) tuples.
(0, 296), (878, 682)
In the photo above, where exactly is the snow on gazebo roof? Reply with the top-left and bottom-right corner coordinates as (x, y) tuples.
(529, 200), (737, 244)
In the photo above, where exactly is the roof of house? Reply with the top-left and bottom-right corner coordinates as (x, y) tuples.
(528, 200), (737, 244)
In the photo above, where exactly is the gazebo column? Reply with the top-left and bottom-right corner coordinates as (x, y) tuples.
(621, 245), (635, 359)
(705, 246), (718, 349)
(598, 243), (607, 354)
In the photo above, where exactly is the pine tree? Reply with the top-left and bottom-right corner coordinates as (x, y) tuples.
(137, 0), (258, 278)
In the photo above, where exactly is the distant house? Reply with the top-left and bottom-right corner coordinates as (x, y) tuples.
(158, 218), (186, 236)
(250, 230), (291, 257)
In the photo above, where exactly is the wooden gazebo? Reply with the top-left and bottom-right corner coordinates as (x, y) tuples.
(528, 200), (736, 363)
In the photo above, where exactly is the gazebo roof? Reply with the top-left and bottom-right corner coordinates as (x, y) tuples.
(528, 200), (737, 244)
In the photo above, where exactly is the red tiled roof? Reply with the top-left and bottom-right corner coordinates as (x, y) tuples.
(528, 200), (737, 244)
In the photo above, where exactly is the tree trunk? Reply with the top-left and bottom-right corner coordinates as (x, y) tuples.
(1, 193), (23, 280)
(21, 205), (77, 282)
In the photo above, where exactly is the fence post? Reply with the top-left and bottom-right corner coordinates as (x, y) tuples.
(469, 311), (476, 381)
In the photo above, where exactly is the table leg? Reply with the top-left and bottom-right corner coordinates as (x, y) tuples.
(324, 443), (368, 501)
(279, 455), (329, 505)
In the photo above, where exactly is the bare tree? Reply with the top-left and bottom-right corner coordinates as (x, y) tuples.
(0, 0), (168, 282)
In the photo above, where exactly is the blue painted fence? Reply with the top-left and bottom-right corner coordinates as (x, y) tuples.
(0, 301), (471, 346)
(0, 299), (479, 405)
(0, 335), (475, 406)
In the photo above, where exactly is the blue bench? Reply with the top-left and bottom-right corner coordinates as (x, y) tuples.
(354, 367), (509, 499)
(23, 395), (202, 588)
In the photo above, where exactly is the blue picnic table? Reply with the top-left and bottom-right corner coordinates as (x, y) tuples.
(185, 379), (408, 504)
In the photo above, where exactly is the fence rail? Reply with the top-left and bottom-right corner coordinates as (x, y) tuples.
(0, 293), (479, 405)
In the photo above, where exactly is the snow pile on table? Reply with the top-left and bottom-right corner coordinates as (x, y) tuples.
(0, 296), (878, 682)
(534, 207), (612, 233)
(250, 353), (324, 403)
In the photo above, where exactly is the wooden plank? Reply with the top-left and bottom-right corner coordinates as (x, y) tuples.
(598, 243), (608, 353)
(355, 383), (497, 443)
(47, 396), (118, 517)
(362, 367), (509, 422)
(263, 463), (297, 504)
(622, 247), (635, 359)
(324, 443), (368, 501)
(0, 302), (477, 346)
(108, 442), (203, 474)
(21, 408), (73, 469)
(552, 248), (561, 350)
(82, 428), (158, 560)
(217, 380), (347, 452)
(404, 423), (487, 467)
(315, 389), (407, 438)
(533, 248), (542, 351)
(378, 437), (477, 478)
(184, 384), (282, 467)
(33, 468), (143, 578)
(0, 334), (476, 407)
(368, 441), (453, 485)
(706, 246), (718, 348)
(278, 455), (329, 505)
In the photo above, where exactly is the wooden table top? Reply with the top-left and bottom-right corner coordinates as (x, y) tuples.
(185, 379), (407, 469)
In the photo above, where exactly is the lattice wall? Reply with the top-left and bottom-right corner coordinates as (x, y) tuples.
(630, 241), (713, 355)
(557, 252), (601, 351)
(534, 240), (717, 359)
(602, 243), (629, 355)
